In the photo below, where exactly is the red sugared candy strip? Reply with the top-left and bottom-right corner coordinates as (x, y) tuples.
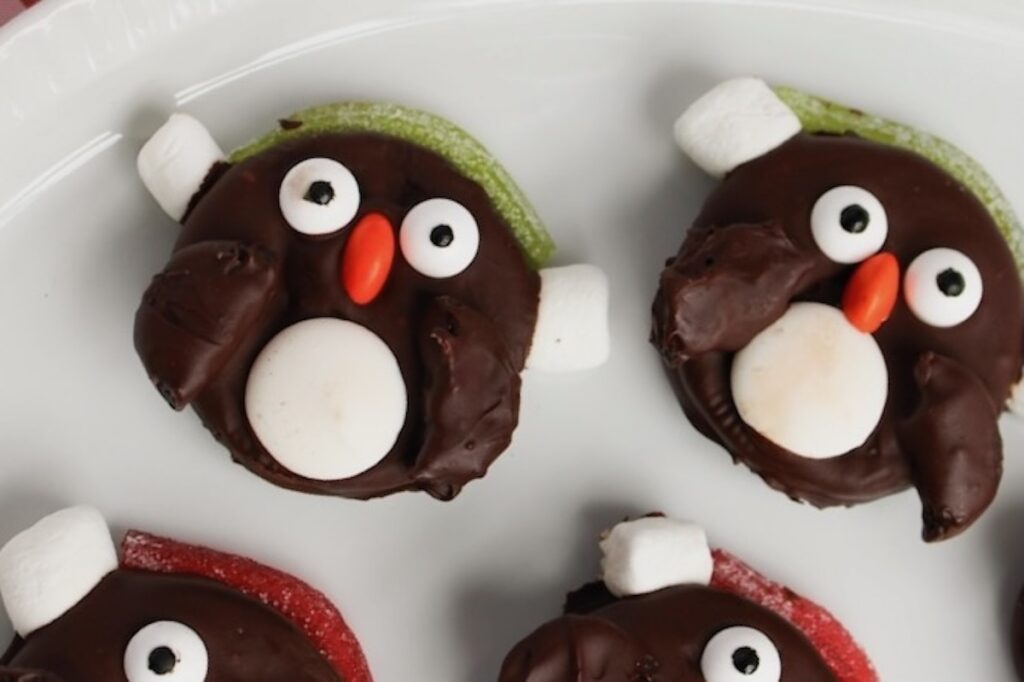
(711, 549), (877, 682)
(122, 530), (372, 682)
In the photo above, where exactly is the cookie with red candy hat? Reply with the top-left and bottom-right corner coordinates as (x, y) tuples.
(651, 77), (1024, 541)
(0, 507), (371, 681)
(500, 516), (875, 682)
(134, 104), (609, 501)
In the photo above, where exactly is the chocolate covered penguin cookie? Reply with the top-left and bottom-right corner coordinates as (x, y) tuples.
(500, 516), (875, 681)
(134, 104), (609, 500)
(651, 78), (1024, 541)
(0, 507), (371, 681)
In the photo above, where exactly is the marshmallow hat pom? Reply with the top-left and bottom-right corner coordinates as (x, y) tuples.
(600, 517), (713, 597)
(0, 506), (117, 636)
(526, 264), (610, 372)
(138, 113), (224, 222)
(674, 77), (801, 177)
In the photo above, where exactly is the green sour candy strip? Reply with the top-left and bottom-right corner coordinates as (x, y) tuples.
(774, 85), (1024, 272)
(229, 102), (555, 268)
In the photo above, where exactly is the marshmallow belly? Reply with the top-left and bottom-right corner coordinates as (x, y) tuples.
(731, 302), (887, 459)
(245, 319), (407, 481)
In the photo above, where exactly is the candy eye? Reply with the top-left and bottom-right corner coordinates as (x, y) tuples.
(701, 626), (781, 682)
(124, 621), (209, 681)
(810, 186), (888, 264)
(279, 158), (360, 235)
(399, 198), (480, 278)
(904, 247), (982, 327)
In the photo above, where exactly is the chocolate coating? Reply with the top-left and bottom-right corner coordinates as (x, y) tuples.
(652, 132), (1023, 540)
(0, 669), (59, 682)
(135, 133), (540, 499)
(0, 569), (339, 681)
(500, 582), (835, 681)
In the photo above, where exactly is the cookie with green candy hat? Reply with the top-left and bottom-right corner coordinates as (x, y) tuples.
(134, 103), (609, 500)
(652, 77), (1024, 541)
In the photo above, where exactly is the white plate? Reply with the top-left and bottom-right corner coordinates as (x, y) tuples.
(2, 0), (1024, 679)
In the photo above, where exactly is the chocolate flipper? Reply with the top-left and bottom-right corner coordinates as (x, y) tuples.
(651, 220), (817, 364)
(499, 615), (641, 682)
(900, 351), (1002, 542)
(410, 296), (521, 500)
(134, 241), (282, 409)
(0, 643), (60, 682)
(0, 668), (61, 682)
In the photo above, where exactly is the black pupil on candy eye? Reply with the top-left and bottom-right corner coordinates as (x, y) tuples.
(148, 646), (177, 674)
(936, 268), (966, 297)
(304, 180), (335, 205)
(839, 204), (870, 234)
(430, 224), (455, 248)
(732, 646), (760, 675)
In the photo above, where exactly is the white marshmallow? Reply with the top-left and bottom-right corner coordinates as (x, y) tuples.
(245, 318), (408, 481)
(1009, 381), (1024, 416)
(137, 113), (224, 221)
(599, 517), (713, 598)
(525, 264), (610, 372)
(731, 302), (888, 459)
(0, 506), (118, 636)
(673, 77), (801, 177)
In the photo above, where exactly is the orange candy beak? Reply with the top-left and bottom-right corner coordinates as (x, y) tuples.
(842, 252), (900, 334)
(341, 213), (395, 305)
